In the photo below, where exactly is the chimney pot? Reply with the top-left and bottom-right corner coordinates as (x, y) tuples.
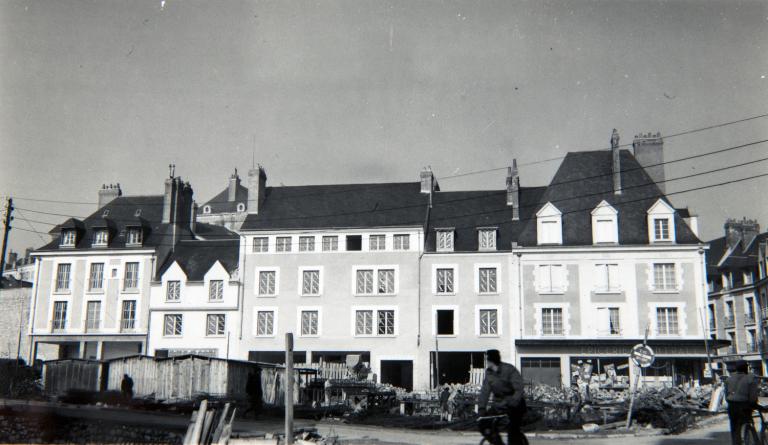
(506, 159), (520, 220)
(247, 165), (267, 214)
(611, 129), (622, 195)
(633, 131), (666, 193)
(98, 182), (122, 209)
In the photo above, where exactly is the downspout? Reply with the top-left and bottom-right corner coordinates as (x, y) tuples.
(27, 256), (41, 361)
(417, 191), (432, 348)
(239, 236), (247, 341)
(517, 251), (523, 340)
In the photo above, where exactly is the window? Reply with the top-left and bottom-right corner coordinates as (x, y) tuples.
(708, 304), (716, 330)
(594, 219), (616, 243)
(591, 201), (618, 244)
(166, 280), (181, 301)
(369, 235), (385, 251)
(253, 237), (269, 253)
(163, 314), (183, 336)
(377, 310), (395, 335)
(237, 203), (245, 212)
(540, 221), (559, 244)
(302, 270), (320, 296)
(346, 235), (362, 251)
(299, 236), (315, 252)
(206, 314), (225, 336)
(258, 271), (276, 296)
(202, 205), (211, 214)
(727, 331), (737, 353)
(56, 263), (71, 291)
(744, 271), (754, 285)
(536, 202), (562, 245)
(541, 308), (564, 335)
(209, 280), (224, 301)
(538, 264), (565, 293)
(276, 236), (292, 252)
(748, 330), (758, 352)
(653, 219), (670, 241)
(353, 309), (396, 336)
(124, 262), (139, 290)
(377, 269), (395, 294)
(436, 230), (454, 252)
(126, 227), (143, 245)
(436, 310), (455, 335)
(85, 301), (101, 331)
(60, 229), (76, 247)
(478, 268), (497, 294)
(479, 309), (498, 336)
(478, 229), (496, 250)
(89, 263), (104, 291)
(746, 297), (756, 323)
(393, 234), (409, 250)
(300, 310), (319, 336)
(436, 268), (454, 294)
(256, 311), (274, 336)
(652, 263), (676, 291)
(52, 301), (67, 331)
(355, 267), (396, 295)
(656, 307), (679, 335)
(322, 236), (338, 251)
(93, 229), (109, 246)
(595, 264), (619, 293)
(597, 307), (620, 335)
(121, 300), (136, 331)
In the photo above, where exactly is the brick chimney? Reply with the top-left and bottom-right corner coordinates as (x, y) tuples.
(611, 129), (621, 195)
(162, 173), (194, 226)
(724, 217), (761, 251)
(98, 183), (122, 209)
(420, 167), (439, 194)
(506, 159), (520, 221)
(247, 165), (267, 215)
(633, 132), (665, 193)
(228, 169), (240, 202)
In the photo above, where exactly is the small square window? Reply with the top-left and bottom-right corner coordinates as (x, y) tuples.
(346, 235), (362, 251)
(322, 236), (338, 251)
(393, 234), (410, 250)
(478, 229), (496, 250)
(253, 237), (268, 253)
(299, 236), (315, 252)
(276, 237), (292, 252)
(369, 235), (385, 251)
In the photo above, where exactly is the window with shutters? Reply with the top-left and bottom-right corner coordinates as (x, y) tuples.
(478, 267), (497, 294)
(591, 200), (618, 244)
(209, 280), (224, 301)
(55, 263), (71, 292)
(257, 270), (277, 296)
(597, 307), (621, 335)
(206, 314), (226, 336)
(355, 267), (397, 295)
(537, 264), (565, 294)
(595, 264), (619, 293)
(163, 314), (183, 336)
(536, 202), (562, 245)
(89, 263), (104, 291)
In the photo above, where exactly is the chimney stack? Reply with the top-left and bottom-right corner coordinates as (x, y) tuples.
(506, 159), (520, 220)
(420, 167), (439, 194)
(611, 129), (621, 195)
(98, 183), (122, 209)
(228, 169), (240, 202)
(162, 176), (177, 224)
(633, 132), (665, 193)
(247, 165), (267, 214)
(724, 217), (761, 251)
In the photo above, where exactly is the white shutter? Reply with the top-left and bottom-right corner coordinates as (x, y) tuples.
(608, 264), (619, 291)
(551, 265), (564, 292)
(595, 265), (608, 292)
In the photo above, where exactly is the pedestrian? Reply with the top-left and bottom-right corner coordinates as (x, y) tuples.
(439, 385), (451, 421)
(725, 360), (763, 445)
(120, 373), (134, 402)
(478, 349), (527, 445)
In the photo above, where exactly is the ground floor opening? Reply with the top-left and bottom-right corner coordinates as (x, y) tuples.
(31, 337), (143, 362)
(429, 351), (485, 387)
(380, 360), (413, 392)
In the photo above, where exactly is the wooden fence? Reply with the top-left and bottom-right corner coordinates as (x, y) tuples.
(42, 359), (105, 395)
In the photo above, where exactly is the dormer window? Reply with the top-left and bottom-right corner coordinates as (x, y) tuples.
(60, 229), (77, 247)
(102, 209), (110, 217)
(126, 227), (143, 245)
(478, 228), (497, 251)
(647, 199), (676, 243)
(203, 205), (211, 214)
(536, 202), (562, 245)
(237, 203), (245, 212)
(436, 229), (454, 252)
(93, 229), (109, 247)
(591, 200), (618, 244)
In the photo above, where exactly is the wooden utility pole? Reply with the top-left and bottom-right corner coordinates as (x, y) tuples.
(0, 198), (13, 278)
(285, 333), (294, 445)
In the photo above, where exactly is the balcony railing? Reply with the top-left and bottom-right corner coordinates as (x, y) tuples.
(724, 316), (735, 329)
(745, 313), (756, 325)
(746, 343), (759, 353)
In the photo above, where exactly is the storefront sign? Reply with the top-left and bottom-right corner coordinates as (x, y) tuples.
(630, 344), (655, 368)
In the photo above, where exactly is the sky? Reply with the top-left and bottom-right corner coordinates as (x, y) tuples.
(1, 0), (767, 255)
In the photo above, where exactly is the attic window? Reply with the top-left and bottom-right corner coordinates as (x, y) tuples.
(346, 235), (362, 251)
(436, 229), (454, 252)
(126, 227), (143, 246)
(203, 205), (211, 214)
(134, 209), (142, 217)
(93, 229), (109, 247)
(237, 203), (245, 212)
(478, 228), (496, 251)
(60, 229), (77, 247)
(647, 199), (676, 244)
(102, 209), (110, 217)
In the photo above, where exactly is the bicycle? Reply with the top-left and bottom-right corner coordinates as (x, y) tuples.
(477, 413), (529, 445)
(742, 407), (768, 445)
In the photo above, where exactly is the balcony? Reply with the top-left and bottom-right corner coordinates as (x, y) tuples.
(746, 343), (759, 353)
(724, 316), (735, 329)
(745, 313), (757, 325)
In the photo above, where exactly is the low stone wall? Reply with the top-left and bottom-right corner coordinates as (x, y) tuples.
(0, 411), (184, 444)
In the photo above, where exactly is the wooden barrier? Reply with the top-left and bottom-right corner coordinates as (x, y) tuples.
(42, 359), (106, 395)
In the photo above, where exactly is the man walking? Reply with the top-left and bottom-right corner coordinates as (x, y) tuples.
(478, 349), (527, 445)
(725, 360), (761, 445)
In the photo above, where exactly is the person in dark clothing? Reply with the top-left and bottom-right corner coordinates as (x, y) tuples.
(726, 360), (763, 445)
(120, 374), (134, 402)
(244, 370), (263, 418)
(478, 349), (527, 445)
(439, 386), (451, 421)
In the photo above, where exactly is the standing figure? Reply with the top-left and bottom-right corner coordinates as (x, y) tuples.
(478, 349), (527, 445)
(725, 360), (762, 445)
(120, 374), (134, 402)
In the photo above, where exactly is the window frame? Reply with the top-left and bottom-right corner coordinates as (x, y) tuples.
(594, 263), (620, 293)
(88, 262), (104, 292)
(206, 313), (226, 337)
(166, 280), (181, 302)
(655, 307), (680, 336)
(436, 229), (454, 252)
(393, 234), (410, 250)
(352, 306), (398, 337)
(353, 265), (399, 296)
(255, 268), (279, 297)
(92, 229), (109, 247)
(477, 228), (497, 251)
(475, 264), (500, 295)
(252, 237), (269, 253)
(55, 263), (72, 293)
(368, 234), (386, 251)
(435, 268), (455, 295)
(322, 236), (339, 252)
(208, 280), (224, 301)
(52, 301), (68, 331)
(541, 307), (564, 336)
(254, 308), (277, 337)
(275, 236), (292, 252)
(126, 227), (143, 246)
(536, 264), (566, 294)
(299, 267), (322, 296)
(60, 229), (77, 247)
(299, 236), (316, 252)
(297, 307), (321, 337)
(120, 300), (137, 331)
(651, 263), (678, 292)
(123, 262), (140, 291)
(85, 300), (102, 331)
(163, 314), (183, 337)
(476, 305), (502, 337)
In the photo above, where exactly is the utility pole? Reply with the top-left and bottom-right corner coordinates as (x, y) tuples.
(0, 198), (13, 278)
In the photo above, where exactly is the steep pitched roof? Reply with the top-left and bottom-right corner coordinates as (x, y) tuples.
(425, 187), (546, 251)
(201, 183), (249, 214)
(241, 182), (429, 230)
(517, 150), (701, 246)
(157, 239), (239, 281)
(707, 232), (767, 274)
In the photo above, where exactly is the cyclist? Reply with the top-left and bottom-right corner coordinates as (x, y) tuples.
(726, 360), (762, 445)
(478, 349), (527, 445)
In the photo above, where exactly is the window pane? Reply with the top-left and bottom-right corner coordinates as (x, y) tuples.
(301, 311), (318, 335)
(437, 269), (454, 293)
(121, 300), (136, 330)
(369, 235), (385, 250)
(257, 311), (274, 336)
(378, 269), (395, 294)
(124, 263), (139, 289)
(209, 280), (224, 300)
(479, 268), (497, 293)
(253, 237), (268, 252)
(394, 235), (409, 250)
(356, 270), (373, 294)
(56, 264), (71, 291)
(356, 310), (372, 335)
(608, 308), (620, 334)
(86, 301), (101, 330)
(89, 263), (104, 290)
(299, 236), (315, 252)
(259, 271), (276, 295)
(322, 236), (338, 251)
(303, 270), (320, 295)
(378, 310), (395, 335)
(276, 237), (292, 252)
(167, 281), (180, 300)
(53, 301), (67, 330)
(480, 309), (497, 335)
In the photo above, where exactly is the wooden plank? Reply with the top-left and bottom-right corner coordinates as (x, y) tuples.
(210, 403), (230, 444)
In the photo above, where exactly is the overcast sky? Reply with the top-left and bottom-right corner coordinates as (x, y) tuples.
(1, 0), (767, 255)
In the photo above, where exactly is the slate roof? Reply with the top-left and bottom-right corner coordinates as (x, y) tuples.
(157, 239), (239, 281)
(241, 182), (429, 230)
(517, 150), (701, 246)
(706, 232), (767, 285)
(425, 187), (546, 251)
(194, 222), (240, 240)
(201, 183), (249, 214)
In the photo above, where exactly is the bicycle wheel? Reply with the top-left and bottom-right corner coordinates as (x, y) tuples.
(743, 423), (760, 445)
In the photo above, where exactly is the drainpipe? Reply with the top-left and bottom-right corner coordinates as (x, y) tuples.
(417, 195), (432, 348)
(27, 256), (41, 362)
(516, 251), (523, 340)
(239, 237), (247, 342)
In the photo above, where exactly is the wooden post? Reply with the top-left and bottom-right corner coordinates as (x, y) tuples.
(285, 333), (294, 445)
(625, 371), (641, 429)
